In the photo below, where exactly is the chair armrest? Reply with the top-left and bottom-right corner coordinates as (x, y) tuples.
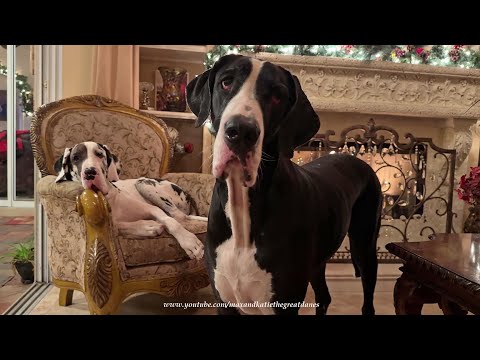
(37, 175), (84, 201)
(37, 176), (121, 307)
(36, 176), (88, 288)
(162, 173), (216, 217)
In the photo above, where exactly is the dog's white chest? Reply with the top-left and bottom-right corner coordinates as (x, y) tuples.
(214, 238), (274, 315)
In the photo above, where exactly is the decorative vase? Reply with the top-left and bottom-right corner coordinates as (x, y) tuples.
(157, 67), (188, 112)
(463, 205), (480, 233)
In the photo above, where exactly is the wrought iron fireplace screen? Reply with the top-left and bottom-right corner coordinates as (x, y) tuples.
(294, 119), (457, 263)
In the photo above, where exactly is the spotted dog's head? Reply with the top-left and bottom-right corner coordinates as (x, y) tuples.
(54, 142), (121, 194)
(186, 54), (319, 188)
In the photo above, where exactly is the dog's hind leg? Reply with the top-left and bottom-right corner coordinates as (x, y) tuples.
(348, 179), (382, 316)
(135, 179), (208, 222)
(310, 262), (331, 315)
(351, 259), (361, 278)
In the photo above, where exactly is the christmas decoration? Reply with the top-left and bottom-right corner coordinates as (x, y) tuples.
(0, 64), (34, 117)
(205, 45), (480, 71)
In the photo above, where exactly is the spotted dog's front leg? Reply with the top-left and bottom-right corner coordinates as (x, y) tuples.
(117, 220), (164, 237)
(149, 207), (204, 260)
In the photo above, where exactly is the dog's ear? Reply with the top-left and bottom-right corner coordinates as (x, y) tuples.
(186, 68), (212, 128)
(55, 148), (73, 183)
(99, 144), (120, 181)
(277, 68), (320, 158)
(99, 144), (113, 167)
(186, 54), (242, 128)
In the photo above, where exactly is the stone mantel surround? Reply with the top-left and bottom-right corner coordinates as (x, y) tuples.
(254, 52), (480, 119)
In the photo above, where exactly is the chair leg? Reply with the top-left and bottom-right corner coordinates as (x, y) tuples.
(86, 291), (123, 315)
(59, 288), (74, 307)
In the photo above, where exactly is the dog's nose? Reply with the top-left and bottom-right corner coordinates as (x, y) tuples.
(84, 167), (97, 180)
(224, 115), (260, 152)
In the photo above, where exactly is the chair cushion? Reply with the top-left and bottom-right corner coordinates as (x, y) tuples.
(118, 219), (207, 267)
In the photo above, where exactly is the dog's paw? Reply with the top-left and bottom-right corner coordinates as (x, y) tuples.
(178, 232), (204, 260)
(146, 224), (164, 236)
(134, 220), (164, 237)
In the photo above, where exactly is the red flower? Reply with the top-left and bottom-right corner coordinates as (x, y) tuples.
(457, 166), (480, 205)
(471, 167), (480, 177)
(416, 48), (424, 55)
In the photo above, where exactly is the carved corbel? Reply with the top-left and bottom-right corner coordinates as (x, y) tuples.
(76, 190), (120, 314)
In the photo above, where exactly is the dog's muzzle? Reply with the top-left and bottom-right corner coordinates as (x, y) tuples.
(224, 115), (260, 163)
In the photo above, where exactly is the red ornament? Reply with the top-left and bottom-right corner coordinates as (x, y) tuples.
(449, 49), (460, 62)
(395, 47), (406, 57)
(184, 142), (194, 153)
(419, 50), (430, 63)
(341, 45), (353, 54)
(416, 47), (424, 55)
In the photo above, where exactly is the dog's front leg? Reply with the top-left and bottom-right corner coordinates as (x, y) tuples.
(150, 208), (204, 260)
(117, 220), (164, 238)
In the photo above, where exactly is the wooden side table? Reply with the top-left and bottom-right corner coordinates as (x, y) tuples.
(386, 233), (480, 315)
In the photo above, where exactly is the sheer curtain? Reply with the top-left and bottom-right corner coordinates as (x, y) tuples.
(91, 45), (139, 108)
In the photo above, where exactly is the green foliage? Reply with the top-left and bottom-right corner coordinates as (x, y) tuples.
(205, 45), (480, 70)
(0, 238), (34, 264)
(0, 64), (34, 116)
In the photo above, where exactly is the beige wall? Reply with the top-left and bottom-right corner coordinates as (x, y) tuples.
(62, 45), (94, 98)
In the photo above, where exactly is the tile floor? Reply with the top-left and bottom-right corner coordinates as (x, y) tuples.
(0, 216), (34, 313)
(29, 264), (445, 315)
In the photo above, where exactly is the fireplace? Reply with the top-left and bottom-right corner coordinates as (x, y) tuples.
(252, 52), (480, 262)
(293, 118), (456, 262)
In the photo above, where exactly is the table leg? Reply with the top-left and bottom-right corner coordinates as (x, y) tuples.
(393, 272), (440, 315)
(439, 297), (468, 315)
(394, 273), (424, 314)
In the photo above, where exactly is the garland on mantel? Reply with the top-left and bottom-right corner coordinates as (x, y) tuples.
(205, 45), (480, 70)
(0, 64), (34, 117)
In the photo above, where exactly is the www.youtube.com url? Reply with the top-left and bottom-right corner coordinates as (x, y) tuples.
(163, 301), (320, 310)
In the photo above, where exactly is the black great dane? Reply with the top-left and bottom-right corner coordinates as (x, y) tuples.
(186, 54), (382, 315)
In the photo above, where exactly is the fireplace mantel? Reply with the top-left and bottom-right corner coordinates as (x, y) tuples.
(254, 53), (480, 119)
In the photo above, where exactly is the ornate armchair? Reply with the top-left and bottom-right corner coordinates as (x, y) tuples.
(31, 95), (215, 314)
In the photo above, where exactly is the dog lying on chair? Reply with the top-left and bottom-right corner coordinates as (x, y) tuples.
(186, 54), (382, 315)
(54, 142), (205, 260)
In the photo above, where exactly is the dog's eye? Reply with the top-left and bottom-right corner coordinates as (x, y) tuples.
(72, 155), (79, 162)
(271, 85), (286, 105)
(221, 78), (233, 91)
(96, 152), (104, 158)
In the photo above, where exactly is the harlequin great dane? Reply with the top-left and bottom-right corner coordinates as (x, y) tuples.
(54, 142), (206, 260)
(186, 54), (383, 315)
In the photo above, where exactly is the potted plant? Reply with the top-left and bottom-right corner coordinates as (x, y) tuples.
(0, 237), (34, 284)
